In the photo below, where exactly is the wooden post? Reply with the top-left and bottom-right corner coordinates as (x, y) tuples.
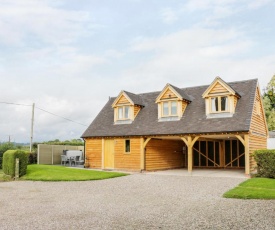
(235, 134), (249, 175)
(181, 136), (199, 174)
(140, 138), (145, 171)
(219, 141), (225, 167)
(101, 138), (104, 169)
(244, 134), (250, 175)
(187, 136), (193, 173)
(15, 158), (19, 180)
(141, 138), (151, 171)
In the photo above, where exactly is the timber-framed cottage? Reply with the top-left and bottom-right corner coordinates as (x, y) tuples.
(82, 77), (268, 175)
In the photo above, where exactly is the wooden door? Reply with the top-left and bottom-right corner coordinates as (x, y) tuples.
(104, 140), (114, 169)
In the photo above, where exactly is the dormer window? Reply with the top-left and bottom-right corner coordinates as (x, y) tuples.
(162, 101), (178, 116)
(202, 77), (241, 118)
(118, 106), (130, 120)
(156, 84), (191, 122)
(112, 91), (144, 124)
(211, 96), (228, 113)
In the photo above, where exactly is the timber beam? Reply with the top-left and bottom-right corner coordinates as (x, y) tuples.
(235, 134), (250, 175)
(143, 138), (152, 148)
(181, 136), (199, 174)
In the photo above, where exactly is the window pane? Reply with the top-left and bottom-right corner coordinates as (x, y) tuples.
(163, 102), (169, 116)
(221, 97), (227, 111)
(171, 101), (177, 115)
(211, 98), (218, 112)
(118, 107), (123, 119)
(125, 140), (130, 152)
(124, 106), (130, 118)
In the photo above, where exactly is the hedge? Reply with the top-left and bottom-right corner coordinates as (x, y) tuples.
(28, 152), (37, 164)
(0, 143), (16, 169)
(253, 150), (275, 179)
(2, 150), (29, 177)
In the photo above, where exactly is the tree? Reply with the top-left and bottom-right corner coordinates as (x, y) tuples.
(263, 75), (275, 131)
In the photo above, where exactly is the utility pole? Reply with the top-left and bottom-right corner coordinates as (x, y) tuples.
(30, 103), (35, 152)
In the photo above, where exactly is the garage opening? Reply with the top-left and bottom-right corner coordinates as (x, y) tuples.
(145, 139), (185, 171)
(193, 139), (245, 168)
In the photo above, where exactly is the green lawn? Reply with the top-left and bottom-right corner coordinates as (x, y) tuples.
(1, 165), (128, 181)
(223, 178), (275, 200)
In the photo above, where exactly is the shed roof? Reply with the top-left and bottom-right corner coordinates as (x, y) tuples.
(82, 79), (258, 138)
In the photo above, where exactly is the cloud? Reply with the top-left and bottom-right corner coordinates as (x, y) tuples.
(104, 49), (125, 59)
(126, 27), (274, 91)
(248, 0), (273, 9)
(0, 0), (94, 46)
(160, 7), (178, 24)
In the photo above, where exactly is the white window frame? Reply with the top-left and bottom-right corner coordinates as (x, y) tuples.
(161, 100), (178, 117)
(210, 96), (229, 113)
(117, 105), (131, 120)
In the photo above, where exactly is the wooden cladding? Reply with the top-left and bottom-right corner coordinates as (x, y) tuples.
(145, 139), (185, 170)
(210, 82), (228, 94)
(182, 101), (188, 114)
(250, 87), (268, 136)
(114, 138), (141, 170)
(161, 88), (177, 99)
(134, 105), (141, 118)
(85, 138), (102, 168)
(193, 140), (245, 168)
(249, 134), (267, 172)
(117, 94), (131, 105)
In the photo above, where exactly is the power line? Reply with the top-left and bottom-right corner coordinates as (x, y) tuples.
(35, 106), (88, 127)
(0, 101), (32, 106)
(0, 101), (88, 127)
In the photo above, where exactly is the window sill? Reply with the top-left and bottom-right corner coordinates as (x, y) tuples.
(206, 113), (233, 119)
(158, 116), (180, 122)
(114, 120), (132, 125)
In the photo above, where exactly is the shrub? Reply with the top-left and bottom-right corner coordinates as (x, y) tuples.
(28, 152), (37, 164)
(2, 150), (29, 177)
(0, 143), (16, 169)
(253, 150), (275, 179)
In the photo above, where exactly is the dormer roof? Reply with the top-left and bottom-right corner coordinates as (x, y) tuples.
(155, 83), (192, 103)
(124, 91), (144, 106)
(112, 90), (144, 108)
(202, 77), (241, 98)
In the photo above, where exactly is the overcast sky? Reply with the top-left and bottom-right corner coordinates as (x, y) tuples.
(0, 0), (275, 143)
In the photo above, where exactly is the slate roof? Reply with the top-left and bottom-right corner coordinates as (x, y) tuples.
(123, 91), (144, 106)
(82, 79), (258, 138)
(168, 84), (192, 102)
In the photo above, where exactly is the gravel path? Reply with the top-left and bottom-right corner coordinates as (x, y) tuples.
(0, 174), (274, 230)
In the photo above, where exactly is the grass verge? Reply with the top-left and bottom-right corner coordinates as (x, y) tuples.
(223, 178), (275, 200)
(4, 165), (128, 181)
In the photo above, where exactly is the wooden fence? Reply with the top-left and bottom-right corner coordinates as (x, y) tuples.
(37, 144), (84, 165)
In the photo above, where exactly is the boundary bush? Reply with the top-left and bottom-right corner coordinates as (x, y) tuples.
(2, 150), (29, 177)
(0, 143), (16, 169)
(253, 150), (275, 179)
(28, 152), (37, 164)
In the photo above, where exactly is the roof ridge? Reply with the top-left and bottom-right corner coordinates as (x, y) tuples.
(114, 78), (258, 97)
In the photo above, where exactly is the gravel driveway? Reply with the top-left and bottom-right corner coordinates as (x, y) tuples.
(0, 174), (274, 230)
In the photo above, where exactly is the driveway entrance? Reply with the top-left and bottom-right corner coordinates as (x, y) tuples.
(144, 168), (247, 178)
